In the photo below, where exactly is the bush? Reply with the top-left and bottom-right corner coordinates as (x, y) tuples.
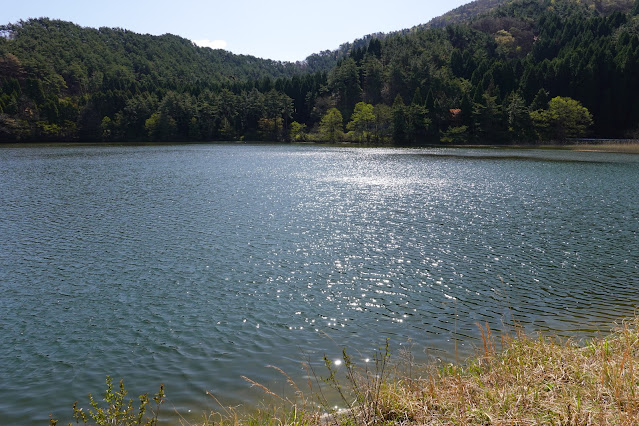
(50, 376), (164, 426)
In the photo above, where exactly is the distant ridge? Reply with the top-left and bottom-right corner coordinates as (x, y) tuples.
(421, 0), (509, 28)
(324, 0), (509, 62)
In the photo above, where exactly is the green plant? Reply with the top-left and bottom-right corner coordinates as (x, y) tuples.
(320, 338), (393, 425)
(51, 376), (164, 426)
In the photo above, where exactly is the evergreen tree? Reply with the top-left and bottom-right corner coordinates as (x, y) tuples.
(392, 95), (407, 144)
(505, 92), (534, 142)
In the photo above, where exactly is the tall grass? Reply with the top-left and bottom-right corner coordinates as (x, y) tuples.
(194, 315), (639, 425)
(55, 314), (639, 425)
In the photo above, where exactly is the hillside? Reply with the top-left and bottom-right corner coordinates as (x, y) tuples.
(315, 0), (639, 143)
(426, 0), (635, 28)
(2, 0), (639, 143)
(0, 18), (325, 89)
(0, 18), (329, 141)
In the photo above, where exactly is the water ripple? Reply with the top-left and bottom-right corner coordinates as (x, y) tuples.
(0, 145), (638, 423)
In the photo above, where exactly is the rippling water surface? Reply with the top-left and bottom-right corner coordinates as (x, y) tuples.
(1, 144), (638, 423)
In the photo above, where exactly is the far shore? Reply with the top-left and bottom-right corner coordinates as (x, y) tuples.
(3, 140), (639, 154)
(560, 141), (639, 154)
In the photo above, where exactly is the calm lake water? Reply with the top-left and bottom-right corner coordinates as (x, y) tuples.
(1, 144), (638, 424)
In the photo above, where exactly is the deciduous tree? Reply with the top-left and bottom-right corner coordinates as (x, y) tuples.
(318, 108), (344, 142)
(530, 96), (593, 140)
(346, 102), (375, 143)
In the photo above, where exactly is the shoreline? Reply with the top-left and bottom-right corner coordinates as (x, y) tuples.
(207, 314), (639, 425)
(3, 140), (639, 154)
(561, 142), (639, 154)
(51, 313), (639, 425)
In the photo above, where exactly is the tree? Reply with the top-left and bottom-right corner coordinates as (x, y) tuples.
(405, 103), (431, 144)
(530, 88), (550, 112)
(289, 121), (307, 141)
(450, 48), (465, 77)
(215, 90), (239, 139)
(472, 93), (506, 143)
(530, 96), (594, 140)
(100, 116), (113, 141)
(256, 89), (293, 141)
(346, 102), (375, 143)
(495, 30), (517, 57)
(392, 95), (407, 144)
(258, 117), (284, 141)
(505, 92), (534, 142)
(3, 3), (639, 143)
(372, 104), (393, 143)
(328, 57), (361, 118)
(441, 125), (469, 144)
(318, 108), (344, 142)
(361, 55), (383, 104)
(238, 88), (265, 133)
(145, 111), (177, 141)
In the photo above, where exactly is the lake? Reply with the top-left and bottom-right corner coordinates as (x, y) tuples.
(1, 144), (638, 424)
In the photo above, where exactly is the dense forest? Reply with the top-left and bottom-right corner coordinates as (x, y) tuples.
(1, 0), (639, 143)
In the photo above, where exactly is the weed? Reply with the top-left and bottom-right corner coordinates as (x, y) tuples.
(50, 376), (164, 426)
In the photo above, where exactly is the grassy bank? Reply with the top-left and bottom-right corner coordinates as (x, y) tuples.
(197, 316), (639, 425)
(56, 316), (639, 425)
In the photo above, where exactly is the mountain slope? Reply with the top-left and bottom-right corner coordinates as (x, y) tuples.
(2, 0), (639, 143)
(0, 18), (321, 92)
(0, 18), (328, 141)
(322, 0), (639, 141)
(423, 0), (509, 28)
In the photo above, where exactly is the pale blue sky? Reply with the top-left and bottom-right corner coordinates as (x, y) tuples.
(2, 0), (472, 61)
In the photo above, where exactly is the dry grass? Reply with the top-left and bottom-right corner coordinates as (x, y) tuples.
(190, 316), (639, 425)
(563, 142), (639, 154)
(185, 364), (325, 426)
(342, 318), (639, 425)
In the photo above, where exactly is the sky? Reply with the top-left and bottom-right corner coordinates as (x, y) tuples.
(2, 0), (472, 62)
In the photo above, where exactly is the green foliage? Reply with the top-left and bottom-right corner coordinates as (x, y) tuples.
(473, 93), (507, 143)
(346, 102), (375, 142)
(318, 108), (344, 142)
(405, 103), (432, 144)
(372, 103), (393, 143)
(145, 112), (177, 142)
(505, 92), (534, 142)
(531, 96), (594, 140)
(49, 376), (164, 426)
(441, 125), (469, 144)
(392, 95), (408, 144)
(328, 57), (361, 118)
(289, 121), (307, 142)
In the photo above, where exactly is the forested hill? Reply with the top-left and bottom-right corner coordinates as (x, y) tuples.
(320, 0), (511, 66)
(0, 18), (331, 141)
(316, 0), (639, 143)
(423, 0), (509, 28)
(314, 0), (636, 63)
(0, 18), (325, 87)
(2, 0), (639, 143)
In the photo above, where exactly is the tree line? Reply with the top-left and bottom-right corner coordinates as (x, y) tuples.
(1, 0), (639, 143)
